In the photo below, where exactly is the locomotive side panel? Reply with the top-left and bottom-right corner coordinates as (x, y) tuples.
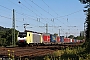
(26, 32), (33, 44)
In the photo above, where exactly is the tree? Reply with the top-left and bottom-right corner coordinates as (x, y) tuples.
(86, 8), (90, 41)
(79, 0), (90, 41)
(74, 36), (84, 40)
(79, 0), (90, 53)
(68, 35), (74, 38)
(0, 28), (18, 46)
(79, 0), (90, 4)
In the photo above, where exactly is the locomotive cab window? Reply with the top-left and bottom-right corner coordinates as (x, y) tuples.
(18, 32), (27, 37)
(29, 34), (30, 36)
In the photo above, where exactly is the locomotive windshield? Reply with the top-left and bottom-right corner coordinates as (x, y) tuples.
(18, 32), (27, 37)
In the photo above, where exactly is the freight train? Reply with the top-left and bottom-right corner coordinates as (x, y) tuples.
(16, 30), (84, 46)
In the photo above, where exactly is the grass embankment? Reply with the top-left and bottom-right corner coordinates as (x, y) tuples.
(43, 44), (90, 60)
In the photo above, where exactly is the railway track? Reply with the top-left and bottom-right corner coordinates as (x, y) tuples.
(0, 43), (82, 59)
(0, 46), (54, 58)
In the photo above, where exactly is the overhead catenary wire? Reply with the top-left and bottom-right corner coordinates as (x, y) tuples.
(42, 0), (58, 16)
(0, 15), (12, 26)
(29, 0), (67, 31)
(0, 1), (83, 23)
(17, 0), (51, 25)
(23, 0), (43, 16)
(0, 4), (45, 25)
(42, 0), (83, 28)
(56, 9), (83, 18)
(29, 0), (79, 35)
(0, 4), (45, 24)
(18, 1), (41, 18)
(15, 0), (72, 25)
(23, 0), (51, 24)
(42, 3), (82, 26)
(0, 5), (25, 24)
(0, 4), (25, 24)
(8, 0), (38, 18)
(41, 0), (65, 28)
(0, 15), (12, 19)
(41, 0), (64, 27)
(0, 3), (53, 33)
(0, 0), (83, 35)
(29, 0), (54, 17)
(41, 0), (67, 34)
(33, 0), (68, 26)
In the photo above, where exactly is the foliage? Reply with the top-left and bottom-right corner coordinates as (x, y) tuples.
(74, 36), (84, 40)
(0, 38), (6, 46)
(0, 26), (9, 31)
(54, 33), (58, 36)
(0, 26), (18, 46)
(52, 50), (64, 57)
(43, 56), (50, 60)
(68, 35), (84, 40)
(43, 46), (88, 60)
(85, 8), (90, 41)
(68, 35), (74, 39)
(79, 0), (90, 4)
(79, 0), (90, 41)
(79, 0), (90, 53)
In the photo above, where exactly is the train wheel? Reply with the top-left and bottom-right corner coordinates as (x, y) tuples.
(28, 43), (33, 47)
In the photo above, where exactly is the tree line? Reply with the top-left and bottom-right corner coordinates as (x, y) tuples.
(79, 0), (90, 53)
(0, 26), (18, 46)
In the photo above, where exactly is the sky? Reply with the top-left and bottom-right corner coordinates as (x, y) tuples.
(0, 0), (86, 37)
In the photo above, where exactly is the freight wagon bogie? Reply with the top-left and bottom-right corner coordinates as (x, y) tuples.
(16, 41), (27, 47)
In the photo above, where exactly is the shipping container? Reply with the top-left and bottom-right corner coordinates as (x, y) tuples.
(70, 39), (75, 43)
(60, 36), (64, 43)
(50, 34), (56, 43)
(42, 33), (50, 44)
(56, 36), (60, 42)
(32, 32), (42, 44)
(70, 39), (72, 43)
(72, 39), (74, 43)
(76, 40), (79, 43)
(64, 38), (70, 43)
(74, 39), (77, 43)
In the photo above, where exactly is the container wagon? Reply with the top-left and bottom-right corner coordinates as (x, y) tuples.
(64, 38), (70, 44)
(42, 33), (50, 45)
(60, 36), (64, 44)
(56, 36), (61, 44)
(50, 34), (56, 45)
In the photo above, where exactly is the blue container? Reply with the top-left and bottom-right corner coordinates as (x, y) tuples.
(60, 36), (64, 42)
(50, 34), (56, 43)
(74, 39), (77, 43)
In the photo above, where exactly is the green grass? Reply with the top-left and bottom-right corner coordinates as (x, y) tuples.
(43, 46), (90, 60)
